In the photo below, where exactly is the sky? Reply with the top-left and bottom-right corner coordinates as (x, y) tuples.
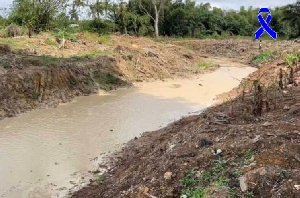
(0, 0), (298, 15)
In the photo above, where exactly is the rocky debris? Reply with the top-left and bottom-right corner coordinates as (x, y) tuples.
(178, 152), (196, 158)
(163, 172), (172, 180)
(239, 166), (281, 192)
(213, 149), (222, 155)
(205, 186), (230, 198)
(262, 121), (272, 127)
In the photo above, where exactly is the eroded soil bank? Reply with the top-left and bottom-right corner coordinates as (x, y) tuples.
(72, 43), (300, 197)
(0, 66), (255, 198)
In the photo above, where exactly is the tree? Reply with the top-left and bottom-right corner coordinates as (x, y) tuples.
(69, 0), (85, 22)
(10, 0), (68, 34)
(139, 0), (166, 37)
(282, 1), (300, 38)
(10, 0), (36, 37)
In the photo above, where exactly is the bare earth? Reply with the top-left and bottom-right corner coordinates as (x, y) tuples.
(0, 34), (299, 198)
(72, 39), (300, 198)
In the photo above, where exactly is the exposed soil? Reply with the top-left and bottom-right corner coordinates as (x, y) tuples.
(72, 41), (300, 198)
(0, 34), (207, 119)
(1, 34), (300, 197)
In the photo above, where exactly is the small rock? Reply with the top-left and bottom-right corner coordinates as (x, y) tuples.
(200, 139), (213, 147)
(262, 122), (272, 127)
(251, 135), (261, 143)
(284, 105), (290, 110)
(180, 195), (188, 198)
(164, 172), (172, 180)
(287, 84), (293, 88)
(294, 185), (300, 190)
(239, 176), (248, 192)
(283, 90), (288, 94)
(213, 149), (222, 155)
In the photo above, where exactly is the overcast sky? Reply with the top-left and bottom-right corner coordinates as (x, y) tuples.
(0, 0), (298, 14)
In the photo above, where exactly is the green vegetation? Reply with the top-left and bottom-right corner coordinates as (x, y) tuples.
(0, 57), (11, 68)
(79, 50), (111, 58)
(284, 53), (300, 66)
(191, 61), (218, 73)
(97, 73), (121, 91)
(252, 51), (276, 64)
(245, 190), (255, 198)
(45, 38), (57, 46)
(0, 0), (298, 39)
(181, 158), (230, 198)
(96, 174), (105, 185)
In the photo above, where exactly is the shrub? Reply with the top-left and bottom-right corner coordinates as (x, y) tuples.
(252, 51), (276, 64)
(285, 53), (299, 66)
(6, 24), (22, 37)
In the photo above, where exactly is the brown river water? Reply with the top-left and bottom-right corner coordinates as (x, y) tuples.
(0, 66), (256, 198)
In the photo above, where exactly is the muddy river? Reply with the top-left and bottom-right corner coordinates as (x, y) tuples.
(0, 66), (256, 198)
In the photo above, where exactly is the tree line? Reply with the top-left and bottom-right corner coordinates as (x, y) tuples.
(0, 0), (299, 39)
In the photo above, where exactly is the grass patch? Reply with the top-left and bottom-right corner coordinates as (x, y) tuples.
(81, 32), (111, 45)
(52, 31), (77, 42)
(181, 158), (230, 198)
(0, 38), (22, 50)
(284, 53), (299, 66)
(182, 187), (208, 198)
(97, 73), (121, 91)
(78, 50), (111, 58)
(45, 38), (57, 46)
(243, 150), (255, 166)
(252, 51), (276, 64)
(191, 61), (217, 73)
(39, 55), (63, 66)
(0, 57), (11, 68)
(182, 170), (199, 188)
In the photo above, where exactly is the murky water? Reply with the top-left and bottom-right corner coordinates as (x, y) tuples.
(0, 66), (256, 198)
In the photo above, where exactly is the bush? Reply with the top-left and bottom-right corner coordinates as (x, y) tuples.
(285, 53), (300, 66)
(252, 51), (276, 64)
(6, 24), (22, 37)
(79, 19), (114, 34)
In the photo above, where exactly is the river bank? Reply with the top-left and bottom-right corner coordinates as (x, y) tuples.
(0, 34), (296, 120)
(0, 66), (256, 198)
(0, 35), (299, 198)
(72, 44), (300, 197)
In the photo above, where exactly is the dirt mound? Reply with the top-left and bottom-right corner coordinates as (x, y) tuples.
(0, 44), (12, 55)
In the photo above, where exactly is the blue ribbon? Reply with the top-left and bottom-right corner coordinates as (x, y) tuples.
(255, 8), (277, 40)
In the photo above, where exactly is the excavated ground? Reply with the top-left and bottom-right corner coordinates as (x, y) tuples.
(1, 34), (300, 198)
(72, 40), (300, 198)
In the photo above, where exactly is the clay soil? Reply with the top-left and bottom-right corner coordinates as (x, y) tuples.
(72, 40), (300, 198)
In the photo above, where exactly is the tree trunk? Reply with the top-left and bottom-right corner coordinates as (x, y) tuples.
(154, 8), (159, 38)
(28, 27), (32, 38)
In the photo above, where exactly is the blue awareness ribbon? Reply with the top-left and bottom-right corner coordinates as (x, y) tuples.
(255, 8), (277, 40)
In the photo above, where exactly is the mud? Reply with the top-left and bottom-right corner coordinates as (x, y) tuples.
(72, 44), (300, 198)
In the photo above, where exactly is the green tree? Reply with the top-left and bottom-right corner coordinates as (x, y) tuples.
(282, 1), (300, 38)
